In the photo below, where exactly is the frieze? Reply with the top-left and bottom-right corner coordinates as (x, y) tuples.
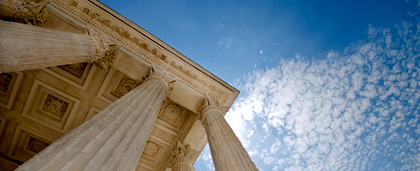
(50, 0), (233, 104)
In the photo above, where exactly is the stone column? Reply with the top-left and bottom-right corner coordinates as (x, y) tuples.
(0, 20), (117, 73)
(16, 68), (173, 171)
(169, 141), (200, 171)
(198, 95), (259, 171)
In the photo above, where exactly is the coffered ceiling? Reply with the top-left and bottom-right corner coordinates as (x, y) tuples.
(0, 0), (240, 170)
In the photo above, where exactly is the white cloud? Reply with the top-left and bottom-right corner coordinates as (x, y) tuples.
(327, 50), (339, 58)
(224, 18), (420, 170)
(264, 157), (276, 164)
(196, 145), (215, 170)
(270, 138), (282, 154)
(196, 3), (420, 171)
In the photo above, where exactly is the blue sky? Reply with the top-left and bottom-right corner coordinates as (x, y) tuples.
(99, 0), (420, 170)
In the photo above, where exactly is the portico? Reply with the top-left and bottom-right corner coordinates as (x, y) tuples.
(0, 0), (258, 170)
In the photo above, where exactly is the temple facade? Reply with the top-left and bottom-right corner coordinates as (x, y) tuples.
(0, 0), (258, 170)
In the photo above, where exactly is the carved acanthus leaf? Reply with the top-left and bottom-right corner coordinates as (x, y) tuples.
(169, 141), (200, 167)
(0, 0), (51, 25)
(197, 94), (230, 125)
(146, 66), (176, 96)
(86, 28), (118, 72)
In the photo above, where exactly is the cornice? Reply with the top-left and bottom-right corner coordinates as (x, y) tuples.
(49, 0), (239, 106)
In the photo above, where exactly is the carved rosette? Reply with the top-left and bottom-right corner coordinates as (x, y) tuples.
(117, 79), (138, 95)
(145, 67), (176, 96)
(164, 104), (181, 122)
(68, 63), (87, 71)
(26, 137), (49, 153)
(169, 141), (200, 167)
(196, 94), (230, 125)
(0, 73), (12, 93)
(0, 0), (51, 25)
(86, 28), (118, 72)
(143, 141), (160, 158)
(47, 100), (65, 113)
(43, 94), (68, 117)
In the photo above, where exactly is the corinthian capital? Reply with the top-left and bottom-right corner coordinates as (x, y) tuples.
(146, 66), (176, 96)
(169, 141), (200, 167)
(196, 94), (230, 125)
(86, 28), (118, 72)
(0, 0), (51, 25)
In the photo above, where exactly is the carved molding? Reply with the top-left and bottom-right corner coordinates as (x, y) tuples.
(63, 63), (88, 78)
(49, 0), (233, 104)
(96, 68), (123, 103)
(21, 80), (81, 133)
(43, 63), (95, 91)
(0, 0), (51, 25)
(7, 125), (54, 162)
(169, 141), (200, 167)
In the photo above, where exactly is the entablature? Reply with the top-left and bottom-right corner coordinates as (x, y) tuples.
(46, 0), (239, 108)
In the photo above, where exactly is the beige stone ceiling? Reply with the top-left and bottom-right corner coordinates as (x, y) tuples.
(0, 10), (193, 170)
(0, 62), (198, 170)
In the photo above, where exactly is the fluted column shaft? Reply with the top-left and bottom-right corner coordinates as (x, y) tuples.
(0, 20), (111, 72)
(172, 162), (194, 171)
(16, 72), (168, 171)
(202, 108), (258, 171)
